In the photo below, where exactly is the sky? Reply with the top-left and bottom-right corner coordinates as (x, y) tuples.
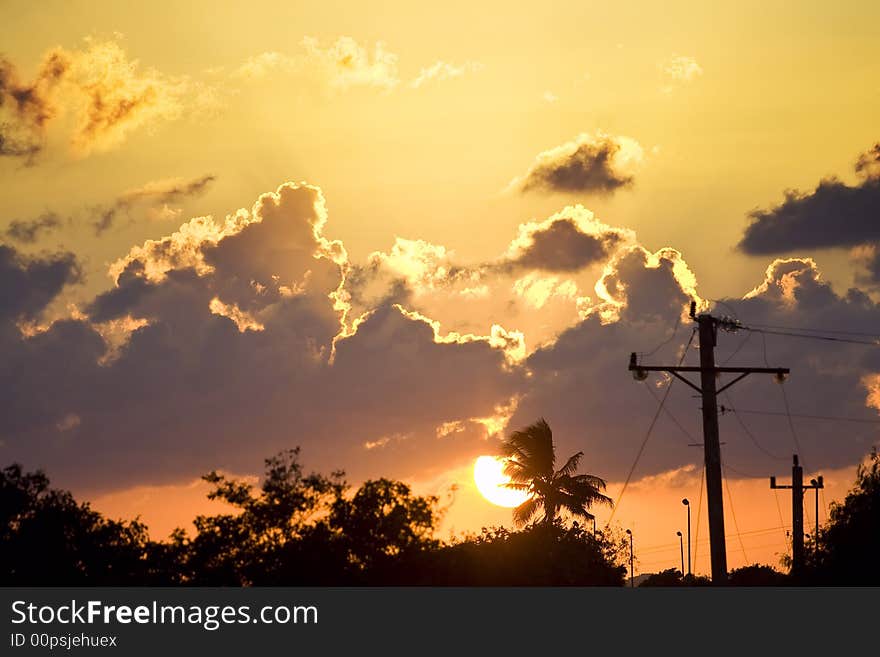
(2, 0), (880, 575)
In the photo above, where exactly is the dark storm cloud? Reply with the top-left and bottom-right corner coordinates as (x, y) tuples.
(739, 143), (880, 254)
(4, 212), (62, 243)
(513, 133), (643, 195)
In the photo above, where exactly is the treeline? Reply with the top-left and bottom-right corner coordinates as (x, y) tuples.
(2, 447), (877, 586)
(0, 448), (626, 586)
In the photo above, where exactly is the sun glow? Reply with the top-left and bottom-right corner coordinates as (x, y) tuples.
(473, 456), (532, 508)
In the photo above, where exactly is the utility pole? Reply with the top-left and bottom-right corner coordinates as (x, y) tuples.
(629, 301), (790, 584)
(771, 456), (823, 576)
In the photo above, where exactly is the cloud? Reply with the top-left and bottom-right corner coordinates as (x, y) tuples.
(509, 132), (644, 195)
(507, 249), (880, 484)
(738, 143), (880, 254)
(236, 37), (400, 91)
(0, 39), (188, 161)
(348, 205), (634, 360)
(498, 205), (634, 273)
(93, 174), (216, 234)
(0, 182), (530, 493)
(0, 127), (42, 161)
(410, 61), (482, 89)
(4, 212), (62, 243)
(236, 39), (479, 93)
(855, 143), (880, 181)
(0, 245), (81, 322)
(0, 50), (68, 128)
(3, 181), (878, 509)
(660, 55), (703, 93)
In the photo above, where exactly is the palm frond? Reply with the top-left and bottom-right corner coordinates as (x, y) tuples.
(502, 458), (541, 483)
(555, 451), (584, 477)
(512, 496), (542, 526)
(570, 473), (608, 490)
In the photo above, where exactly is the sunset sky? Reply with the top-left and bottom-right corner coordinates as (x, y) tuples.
(2, 0), (880, 575)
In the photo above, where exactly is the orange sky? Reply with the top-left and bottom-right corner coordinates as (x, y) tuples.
(3, 1), (880, 577)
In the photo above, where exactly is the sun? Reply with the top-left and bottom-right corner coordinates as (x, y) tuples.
(473, 456), (532, 508)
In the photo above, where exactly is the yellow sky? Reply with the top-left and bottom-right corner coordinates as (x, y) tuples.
(3, 1), (880, 576)
(3, 1), (879, 300)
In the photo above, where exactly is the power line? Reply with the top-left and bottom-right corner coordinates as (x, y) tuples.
(780, 372), (807, 469)
(693, 466), (704, 571)
(638, 315), (683, 358)
(721, 394), (787, 461)
(747, 322), (880, 338)
(637, 525), (791, 555)
(722, 462), (749, 563)
(721, 330), (753, 366)
(720, 461), (764, 479)
(745, 327), (880, 347)
(729, 407), (880, 425)
(711, 299), (741, 322)
(607, 330), (696, 527)
(643, 380), (698, 445)
(773, 488), (787, 543)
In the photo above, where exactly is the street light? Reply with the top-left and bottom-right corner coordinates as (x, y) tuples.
(676, 531), (684, 579)
(625, 529), (634, 587)
(682, 498), (691, 577)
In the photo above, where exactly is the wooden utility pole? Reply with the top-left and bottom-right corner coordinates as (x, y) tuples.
(771, 455), (823, 576)
(696, 313), (727, 582)
(629, 301), (790, 584)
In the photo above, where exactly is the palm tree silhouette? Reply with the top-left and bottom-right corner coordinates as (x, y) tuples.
(500, 418), (612, 526)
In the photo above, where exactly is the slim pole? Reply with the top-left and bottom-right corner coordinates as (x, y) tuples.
(697, 315), (728, 583)
(684, 499), (692, 576)
(677, 531), (684, 577)
(791, 455), (804, 575)
(626, 529), (634, 587)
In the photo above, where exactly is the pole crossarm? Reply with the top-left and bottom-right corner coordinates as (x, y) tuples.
(628, 361), (790, 395)
(630, 365), (790, 374)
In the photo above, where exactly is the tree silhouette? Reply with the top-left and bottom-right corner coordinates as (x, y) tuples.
(500, 418), (612, 526)
(802, 448), (879, 585)
(384, 522), (627, 586)
(180, 448), (443, 585)
(0, 464), (158, 585)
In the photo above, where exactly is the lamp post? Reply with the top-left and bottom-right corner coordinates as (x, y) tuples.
(682, 498), (691, 577)
(625, 529), (634, 587)
(677, 531), (684, 579)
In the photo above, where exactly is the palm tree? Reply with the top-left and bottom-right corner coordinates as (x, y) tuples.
(500, 417), (612, 526)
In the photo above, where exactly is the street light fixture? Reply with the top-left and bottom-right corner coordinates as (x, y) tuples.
(625, 529), (634, 587)
(682, 498), (691, 577)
